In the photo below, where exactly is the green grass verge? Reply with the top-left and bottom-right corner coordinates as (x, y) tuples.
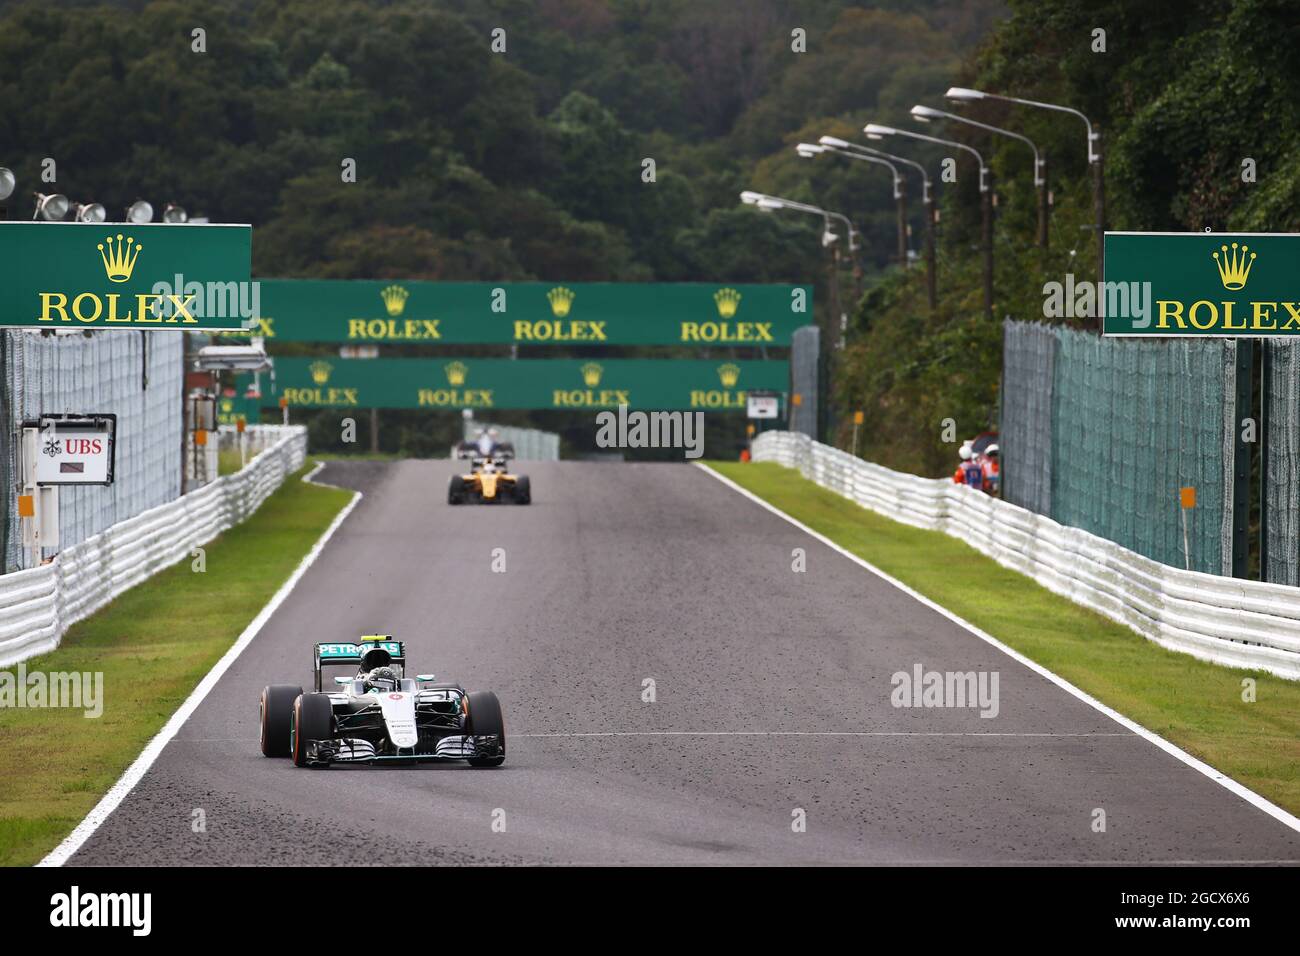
(217, 447), (246, 475)
(0, 462), (352, 866)
(711, 460), (1300, 816)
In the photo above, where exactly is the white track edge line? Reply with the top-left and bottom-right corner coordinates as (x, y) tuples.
(38, 460), (362, 867)
(695, 461), (1300, 835)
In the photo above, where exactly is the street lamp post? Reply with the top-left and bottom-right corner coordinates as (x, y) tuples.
(912, 104), (1048, 250)
(947, 87), (1102, 287)
(821, 136), (937, 310)
(740, 190), (859, 348)
(866, 123), (993, 319)
(797, 142), (907, 275)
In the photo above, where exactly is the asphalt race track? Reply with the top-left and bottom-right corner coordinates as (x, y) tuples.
(68, 461), (1300, 865)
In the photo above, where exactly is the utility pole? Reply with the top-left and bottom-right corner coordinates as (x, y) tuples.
(1038, 151), (1049, 250)
(924, 186), (937, 310)
(982, 168), (994, 319)
(1093, 127), (1106, 302)
(896, 176), (908, 269)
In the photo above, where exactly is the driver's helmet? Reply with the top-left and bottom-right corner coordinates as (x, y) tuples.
(488, 428), (500, 439)
(365, 666), (400, 693)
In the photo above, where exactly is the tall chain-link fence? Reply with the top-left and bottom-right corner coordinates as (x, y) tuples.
(1266, 339), (1300, 585)
(1000, 322), (1056, 516)
(2, 330), (184, 572)
(790, 324), (819, 440)
(1002, 321), (1235, 575)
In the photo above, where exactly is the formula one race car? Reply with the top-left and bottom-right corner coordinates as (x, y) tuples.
(453, 438), (515, 459)
(259, 636), (506, 768)
(448, 454), (531, 505)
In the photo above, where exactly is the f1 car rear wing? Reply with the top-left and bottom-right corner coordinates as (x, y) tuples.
(313, 637), (406, 691)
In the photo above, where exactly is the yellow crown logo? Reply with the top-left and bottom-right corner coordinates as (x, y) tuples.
(580, 362), (603, 387)
(221, 399), (233, 412)
(1212, 242), (1256, 291)
(444, 361), (468, 386)
(717, 363), (741, 388)
(547, 286), (575, 317)
(309, 361), (332, 385)
(714, 287), (742, 318)
(98, 234), (142, 283)
(380, 284), (410, 316)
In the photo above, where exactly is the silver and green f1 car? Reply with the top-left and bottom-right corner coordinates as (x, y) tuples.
(259, 636), (506, 768)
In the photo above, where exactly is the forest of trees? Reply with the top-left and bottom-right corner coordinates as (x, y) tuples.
(2, 0), (1296, 465)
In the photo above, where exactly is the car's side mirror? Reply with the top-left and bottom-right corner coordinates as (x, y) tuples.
(416, 673), (436, 682)
(333, 676), (351, 685)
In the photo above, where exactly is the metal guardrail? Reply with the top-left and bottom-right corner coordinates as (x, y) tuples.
(753, 430), (1300, 680)
(0, 426), (307, 667)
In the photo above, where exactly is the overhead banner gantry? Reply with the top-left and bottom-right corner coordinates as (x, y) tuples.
(233, 279), (811, 346)
(269, 357), (789, 411)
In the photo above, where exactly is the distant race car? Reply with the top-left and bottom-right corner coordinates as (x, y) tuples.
(448, 454), (531, 505)
(259, 636), (506, 768)
(453, 438), (515, 459)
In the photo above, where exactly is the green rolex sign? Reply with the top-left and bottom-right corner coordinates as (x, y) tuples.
(269, 357), (789, 411)
(228, 279), (809, 346)
(0, 222), (253, 331)
(216, 394), (263, 425)
(1104, 232), (1300, 336)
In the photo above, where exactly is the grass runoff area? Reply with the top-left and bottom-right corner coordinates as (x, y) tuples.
(0, 463), (352, 866)
(711, 461), (1300, 817)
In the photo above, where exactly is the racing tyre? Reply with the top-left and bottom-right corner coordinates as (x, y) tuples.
(513, 475), (531, 505)
(465, 690), (506, 767)
(291, 693), (335, 768)
(260, 684), (303, 757)
(448, 475), (465, 504)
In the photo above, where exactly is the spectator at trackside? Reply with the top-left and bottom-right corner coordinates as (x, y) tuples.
(953, 445), (984, 491)
(980, 444), (1000, 497)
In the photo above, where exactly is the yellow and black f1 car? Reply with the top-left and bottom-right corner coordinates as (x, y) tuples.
(448, 454), (531, 505)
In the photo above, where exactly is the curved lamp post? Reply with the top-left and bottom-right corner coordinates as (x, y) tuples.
(947, 87), (1103, 285)
(912, 104), (1049, 249)
(866, 123), (993, 318)
(797, 142), (907, 274)
(740, 189), (858, 349)
(820, 136), (937, 309)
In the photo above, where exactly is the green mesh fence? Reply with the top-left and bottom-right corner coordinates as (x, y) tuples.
(1000, 321), (1055, 516)
(1266, 340), (1300, 585)
(1003, 321), (1235, 575)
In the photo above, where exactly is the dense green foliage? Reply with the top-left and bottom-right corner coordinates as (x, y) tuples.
(834, 0), (1300, 474)
(0, 0), (997, 283)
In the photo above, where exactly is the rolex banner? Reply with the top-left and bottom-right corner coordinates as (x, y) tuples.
(0, 222), (253, 331)
(269, 357), (789, 411)
(230, 279), (810, 346)
(1103, 232), (1300, 336)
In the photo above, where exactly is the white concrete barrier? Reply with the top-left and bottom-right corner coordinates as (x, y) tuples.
(753, 431), (1300, 680)
(0, 426), (307, 667)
